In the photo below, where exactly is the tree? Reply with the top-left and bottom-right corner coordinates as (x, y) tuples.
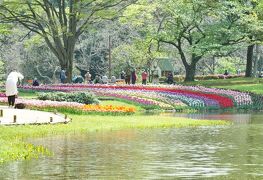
(0, 0), (135, 82)
(238, 0), (263, 77)
(123, 0), (254, 81)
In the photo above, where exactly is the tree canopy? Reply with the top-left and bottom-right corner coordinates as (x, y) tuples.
(0, 0), (135, 82)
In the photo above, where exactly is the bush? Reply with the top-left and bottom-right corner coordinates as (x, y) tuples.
(159, 75), (185, 83)
(37, 91), (99, 104)
(159, 74), (245, 83)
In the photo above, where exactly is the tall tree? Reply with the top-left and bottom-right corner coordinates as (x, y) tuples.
(0, 0), (135, 82)
(124, 0), (250, 81)
(237, 0), (263, 77)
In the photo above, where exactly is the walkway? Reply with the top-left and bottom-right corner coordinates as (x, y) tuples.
(0, 106), (70, 125)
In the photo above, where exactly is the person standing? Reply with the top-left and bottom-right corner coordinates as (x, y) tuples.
(120, 71), (125, 80)
(152, 66), (160, 85)
(167, 72), (174, 84)
(131, 69), (137, 84)
(5, 70), (24, 108)
(60, 69), (66, 83)
(85, 71), (92, 84)
(141, 70), (148, 85)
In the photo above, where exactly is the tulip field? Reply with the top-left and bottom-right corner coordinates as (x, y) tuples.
(15, 84), (263, 111)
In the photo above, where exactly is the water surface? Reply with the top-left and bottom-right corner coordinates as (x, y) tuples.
(1, 113), (263, 179)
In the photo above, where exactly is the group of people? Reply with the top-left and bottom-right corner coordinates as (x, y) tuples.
(120, 66), (175, 85)
(121, 69), (139, 85)
(4, 67), (174, 108)
(93, 75), (116, 84)
(121, 69), (148, 85)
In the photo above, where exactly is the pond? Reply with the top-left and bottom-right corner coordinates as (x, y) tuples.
(1, 113), (263, 179)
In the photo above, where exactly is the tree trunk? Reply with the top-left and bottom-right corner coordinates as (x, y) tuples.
(184, 63), (197, 82)
(253, 44), (260, 78)
(67, 60), (73, 83)
(245, 44), (254, 77)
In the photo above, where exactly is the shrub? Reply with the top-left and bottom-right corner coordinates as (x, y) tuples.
(37, 91), (99, 104)
(159, 76), (184, 83)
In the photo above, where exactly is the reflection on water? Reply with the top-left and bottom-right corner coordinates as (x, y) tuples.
(158, 111), (263, 124)
(171, 112), (253, 124)
(1, 113), (263, 179)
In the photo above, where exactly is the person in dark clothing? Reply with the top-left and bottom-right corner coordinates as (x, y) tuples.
(125, 74), (130, 84)
(32, 78), (40, 86)
(167, 72), (174, 84)
(224, 70), (229, 76)
(131, 70), (137, 84)
(93, 75), (102, 84)
(60, 69), (66, 83)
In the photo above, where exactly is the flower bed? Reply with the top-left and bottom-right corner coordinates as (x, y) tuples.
(17, 84), (263, 110)
(0, 97), (135, 115)
(82, 104), (135, 113)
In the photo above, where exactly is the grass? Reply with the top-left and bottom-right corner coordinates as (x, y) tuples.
(183, 77), (263, 94)
(0, 114), (230, 163)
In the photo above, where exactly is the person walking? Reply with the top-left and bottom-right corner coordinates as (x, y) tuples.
(142, 70), (148, 85)
(5, 70), (24, 108)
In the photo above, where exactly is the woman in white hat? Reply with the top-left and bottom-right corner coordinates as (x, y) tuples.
(5, 70), (24, 107)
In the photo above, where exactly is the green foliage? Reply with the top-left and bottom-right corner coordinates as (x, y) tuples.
(121, 0), (263, 81)
(0, 60), (5, 81)
(215, 57), (245, 74)
(112, 44), (146, 74)
(37, 91), (99, 104)
(0, 24), (12, 35)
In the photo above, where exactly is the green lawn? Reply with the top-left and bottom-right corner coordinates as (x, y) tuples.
(183, 77), (263, 94)
(214, 84), (263, 94)
(0, 114), (230, 163)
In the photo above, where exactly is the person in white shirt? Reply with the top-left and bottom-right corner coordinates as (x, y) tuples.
(5, 70), (24, 107)
(111, 76), (116, 84)
(85, 71), (92, 84)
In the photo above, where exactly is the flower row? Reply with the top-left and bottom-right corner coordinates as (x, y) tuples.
(0, 97), (135, 114)
(17, 84), (261, 110)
